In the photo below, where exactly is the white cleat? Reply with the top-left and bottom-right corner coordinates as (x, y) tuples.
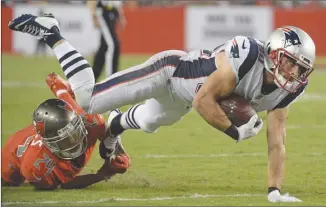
(99, 109), (123, 159)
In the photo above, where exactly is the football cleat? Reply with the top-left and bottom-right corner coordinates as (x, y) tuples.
(46, 73), (75, 99)
(108, 109), (122, 128)
(99, 109), (123, 159)
(99, 135), (121, 159)
(8, 13), (60, 40)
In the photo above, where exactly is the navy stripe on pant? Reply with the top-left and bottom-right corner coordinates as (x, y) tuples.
(92, 55), (181, 95)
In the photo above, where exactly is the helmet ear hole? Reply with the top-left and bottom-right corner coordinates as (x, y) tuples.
(266, 43), (271, 54)
(269, 50), (276, 59)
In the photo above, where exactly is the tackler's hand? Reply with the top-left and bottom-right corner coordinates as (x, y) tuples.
(110, 153), (130, 173)
(97, 153), (130, 177)
(46, 73), (75, 99)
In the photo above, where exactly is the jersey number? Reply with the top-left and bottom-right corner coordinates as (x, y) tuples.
(17, 136), (43, 157)
(16, 136), (34, 157)
(32, 153), (56, 181)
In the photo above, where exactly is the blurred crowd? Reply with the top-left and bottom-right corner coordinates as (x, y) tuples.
(2, 0), (326, 8)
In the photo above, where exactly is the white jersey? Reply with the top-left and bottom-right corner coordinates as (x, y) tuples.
(171, 36), (307, 112)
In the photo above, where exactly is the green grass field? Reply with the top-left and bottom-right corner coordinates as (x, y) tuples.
(2, 54), (326, 206)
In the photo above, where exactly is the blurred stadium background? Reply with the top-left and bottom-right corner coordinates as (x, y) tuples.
(2, 0), (326, 206)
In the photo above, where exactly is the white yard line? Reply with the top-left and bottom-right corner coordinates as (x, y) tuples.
(138, 152), (324, 159)
(287, 124), (326, 129)
(3, 192), (320, 205)
(2, 81), (45, 88)
(140, 153), (265, 159)
(2, 192), (308, 205)
(300, 93), (326, 101)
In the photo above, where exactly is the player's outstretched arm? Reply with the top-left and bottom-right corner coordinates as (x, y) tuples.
(61, 154), (130, 189)
(60, 174), (107, 189)
(266, 107), (287, 190)
(266, 107), (302, 202)
(46, 73), (84, 115)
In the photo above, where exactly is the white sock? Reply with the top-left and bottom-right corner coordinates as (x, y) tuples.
(120, 104), (141, 130)
(52, 41), (95, 91)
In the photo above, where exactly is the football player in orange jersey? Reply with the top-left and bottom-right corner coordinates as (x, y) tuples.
(1, 73), (130, 190)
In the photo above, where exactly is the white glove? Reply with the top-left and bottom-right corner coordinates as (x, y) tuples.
(236, 114), (263, 142)
(267, 190), (303, 203)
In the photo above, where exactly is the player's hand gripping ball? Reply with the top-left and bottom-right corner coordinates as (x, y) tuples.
(218, 93), (260, 127)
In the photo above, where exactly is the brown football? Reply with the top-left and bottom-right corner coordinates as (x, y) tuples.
(218, 93), (257, 127)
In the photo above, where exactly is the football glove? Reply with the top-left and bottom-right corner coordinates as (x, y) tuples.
(236, 114), (263, 142)
(97, 153), (130, 177)
(46, 73), (75, 99)
(110, 154), (130, 173)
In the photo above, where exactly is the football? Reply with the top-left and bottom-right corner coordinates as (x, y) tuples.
(218, 93), (257, 127)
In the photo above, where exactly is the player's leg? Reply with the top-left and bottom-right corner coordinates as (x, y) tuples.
(87, 49), (186, 114)
(93, 34), (108, 81)
(108, 16), (120, 75)
(99, 94), (191, 158)
(122, 97), (191, 133)
(96, 8), (119, 77)
(9, 14), (95, 112)
(8, 14), (185, 116)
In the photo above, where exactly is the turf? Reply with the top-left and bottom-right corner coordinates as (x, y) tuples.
(1, 54), (326, 206)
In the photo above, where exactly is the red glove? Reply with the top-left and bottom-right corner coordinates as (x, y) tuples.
(97, 153), (130, 177)
(110, 154), (130, 174)
(46, 73), (75, 99)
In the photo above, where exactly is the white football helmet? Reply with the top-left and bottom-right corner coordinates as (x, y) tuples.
(263, 26), (315, 93)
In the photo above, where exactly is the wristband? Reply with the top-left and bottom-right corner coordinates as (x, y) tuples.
(224, 125), (239, 140)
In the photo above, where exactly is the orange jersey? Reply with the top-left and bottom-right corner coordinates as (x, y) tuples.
(2, 93), (106, 189)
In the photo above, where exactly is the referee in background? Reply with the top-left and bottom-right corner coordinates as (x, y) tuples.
(88, 0), (126, 80)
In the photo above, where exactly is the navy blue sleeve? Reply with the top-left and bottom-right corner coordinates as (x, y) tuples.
(273, 83), (307, 109)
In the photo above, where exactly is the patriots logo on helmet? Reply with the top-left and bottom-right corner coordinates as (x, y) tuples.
(230, 39), (240, 58)
(281, 27), (302, 48)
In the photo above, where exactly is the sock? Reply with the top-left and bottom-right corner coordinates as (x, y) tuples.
(44, 26), (64, 48)
(120, 104), (141, 130)
(52, 41), (95, 91)
(110, 114), (125, 136)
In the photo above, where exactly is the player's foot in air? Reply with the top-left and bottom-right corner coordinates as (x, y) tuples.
(8, 13), (60, 40)
(99, 109), (123, 159)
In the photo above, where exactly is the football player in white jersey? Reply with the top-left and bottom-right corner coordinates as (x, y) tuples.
(9, 14), (315, 202)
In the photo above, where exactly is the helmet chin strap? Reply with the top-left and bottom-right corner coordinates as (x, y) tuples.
(273, 66), (286, 87)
